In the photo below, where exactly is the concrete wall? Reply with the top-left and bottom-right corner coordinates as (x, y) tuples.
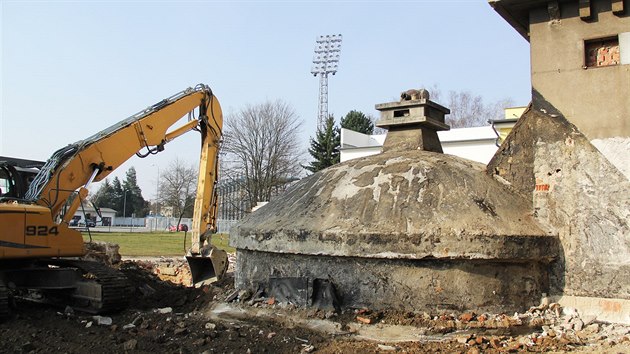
(529, 1), (630, 142)
(517, 2), (630, 321)
(487, 106), (630, 323)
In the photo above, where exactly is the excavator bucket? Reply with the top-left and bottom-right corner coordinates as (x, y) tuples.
(186, 247), (228, 287)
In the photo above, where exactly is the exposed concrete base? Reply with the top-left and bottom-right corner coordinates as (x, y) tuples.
(235, 249), (550, 314)
(551, 295), (630, 325)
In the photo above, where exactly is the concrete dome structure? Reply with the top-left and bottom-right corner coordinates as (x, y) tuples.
(230, 91), (558, 313)
(233, 150), (553, 262)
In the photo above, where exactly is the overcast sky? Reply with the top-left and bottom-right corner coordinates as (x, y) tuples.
(0, 0), (531, 199)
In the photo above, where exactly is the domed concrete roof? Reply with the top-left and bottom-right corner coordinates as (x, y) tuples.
(231, 150), (556, 262)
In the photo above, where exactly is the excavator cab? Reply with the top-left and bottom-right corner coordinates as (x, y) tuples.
(0, 157), (43, 201)
(0, 165), (14, 198)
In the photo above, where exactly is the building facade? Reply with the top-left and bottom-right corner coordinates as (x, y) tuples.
(490, 0), (630, 323)
(491, 0), (629, 177)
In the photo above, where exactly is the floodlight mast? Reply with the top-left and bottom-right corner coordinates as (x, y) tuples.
(311, 34), (343, 131)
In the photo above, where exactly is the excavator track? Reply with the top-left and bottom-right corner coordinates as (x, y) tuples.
(0, 282), (8, 319)
(48, 260), (130, 314)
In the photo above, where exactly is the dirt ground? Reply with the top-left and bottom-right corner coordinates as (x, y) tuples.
(1, 258), (629, 354)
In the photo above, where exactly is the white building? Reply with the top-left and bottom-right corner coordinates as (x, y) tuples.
(341, 125), (501, 164)
(340, 106), (525, 164)
(340, 129), (386, 163)
(70, 206), (116, 226)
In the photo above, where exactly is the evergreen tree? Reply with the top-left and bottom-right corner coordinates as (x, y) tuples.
(122, 167), (149, 217)
(91, 171), (149, 217)
(305, 115), (340, 173)
(111, 177), (124, 216)
(340, 110), (374, 135)
(91, 179), (115, 208)
(90, 177), (122, 215)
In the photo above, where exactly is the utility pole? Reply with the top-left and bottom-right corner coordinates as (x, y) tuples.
(123, 189), (128, 227)
(311, 34), (343, 131)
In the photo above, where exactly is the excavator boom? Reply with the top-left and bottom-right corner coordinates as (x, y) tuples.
(27, 85), (220, 220)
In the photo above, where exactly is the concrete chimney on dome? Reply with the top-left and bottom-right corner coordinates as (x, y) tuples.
(375, 89), (450, 153)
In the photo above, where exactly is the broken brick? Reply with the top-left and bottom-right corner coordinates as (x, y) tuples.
(459, 312), (475, 322)
(489, 337), (501, 349)
(356, 316), (372, 324)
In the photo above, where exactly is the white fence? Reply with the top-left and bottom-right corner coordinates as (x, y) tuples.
(139, 217), (237, 233)
(144, 217), (193, 232)
(216, 219), (239, 234)
(113, 217), (146, 227)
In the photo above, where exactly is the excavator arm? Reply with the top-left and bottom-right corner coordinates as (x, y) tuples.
(186, 114), (228, 285)
(27, 85), (221, 219)
(23, 84), (226, 280)
(0, 84), (226, 318)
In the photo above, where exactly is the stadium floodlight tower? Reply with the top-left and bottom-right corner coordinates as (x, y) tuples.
(311, 34), (343, 131)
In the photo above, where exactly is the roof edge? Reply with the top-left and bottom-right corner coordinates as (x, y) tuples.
(488, 0), (531, 41)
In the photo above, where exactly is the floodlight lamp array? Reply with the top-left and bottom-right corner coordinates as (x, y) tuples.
(311, 34), (343, 76)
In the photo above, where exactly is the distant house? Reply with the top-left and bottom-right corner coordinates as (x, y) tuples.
(70, 205), (116, 227)
(161, 206), (174, 218)
(491, 106), (526, 145)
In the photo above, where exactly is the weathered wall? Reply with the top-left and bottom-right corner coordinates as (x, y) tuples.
(529, 0), (630, 141)
(490, 0), (630, 321)
(488, 103), (630, 300)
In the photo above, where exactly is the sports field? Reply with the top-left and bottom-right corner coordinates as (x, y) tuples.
(82, 232), (233, 257)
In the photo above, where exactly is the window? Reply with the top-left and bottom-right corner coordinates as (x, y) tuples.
(585, 36), (620, 68)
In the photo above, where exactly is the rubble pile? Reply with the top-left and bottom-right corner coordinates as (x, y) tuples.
(83, 241), (122, 265)
(71, 246), (630, 353)
(445, 305), (630, 353)
(134, 258), (194, 287)
(225, 288), (630, 353)
(129, 253), (237, 287)
(1, 257), (629, 353)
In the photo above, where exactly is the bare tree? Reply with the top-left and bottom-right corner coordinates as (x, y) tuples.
(446, 91), (488, 128)
(159, 158), (197, 229)
(222, 99), (303, 210)
(425, 86), (514, 128)
(371, 114), (387, 135)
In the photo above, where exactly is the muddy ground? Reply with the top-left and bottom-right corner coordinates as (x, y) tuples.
(1, 258), (629, 354)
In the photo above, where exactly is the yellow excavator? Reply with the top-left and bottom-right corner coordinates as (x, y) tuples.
(0, 84), (228, 318)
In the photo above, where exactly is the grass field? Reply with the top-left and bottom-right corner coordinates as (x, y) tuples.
(82, 232), (234, 257)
